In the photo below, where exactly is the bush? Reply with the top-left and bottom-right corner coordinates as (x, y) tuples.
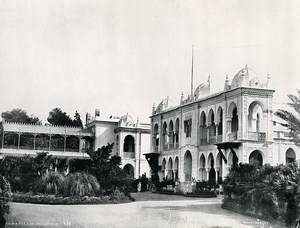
(34, 172), (65, 195)
(0, 175), (11, 227)
(222, 162), (300, 226)
(12, 192), (132, 204)
(63, 172), (101, 197)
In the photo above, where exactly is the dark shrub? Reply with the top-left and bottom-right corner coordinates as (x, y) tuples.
(63, 172), (100, 197)
(34, 172), (65, 195)
(222, 162), (300, 226)
(0, 175), (11, 227)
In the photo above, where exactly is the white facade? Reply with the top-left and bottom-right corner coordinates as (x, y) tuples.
(0, 113), (151, 179)
(151, 66), (299, 183)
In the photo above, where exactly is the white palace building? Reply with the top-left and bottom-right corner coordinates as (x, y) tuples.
(0, 112), (151, 179)
(150, 66), (299, 183)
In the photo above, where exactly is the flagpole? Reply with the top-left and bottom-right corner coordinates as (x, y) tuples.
(191, 45), (194, 98)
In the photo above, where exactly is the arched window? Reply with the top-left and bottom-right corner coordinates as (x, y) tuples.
(217, 107), (223, 135)
(124, 135), (135, 153)
(200, 111), (207, 144)
(162, 122), (168, 148)
(174, 156), (179, 180)
(174, 118), (180, 148)
(249, 150), (263, 166)
(286, 148), (296, 164)
(153, 124), (159, 152)
(232, 107), (238, 133)
(124, 164), (134, 178)
(169, 120), (174, 148)
(248, 101), (264, 132)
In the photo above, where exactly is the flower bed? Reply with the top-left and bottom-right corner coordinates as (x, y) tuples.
(12, 191), (132, 205)
(184, 191), (217, 198)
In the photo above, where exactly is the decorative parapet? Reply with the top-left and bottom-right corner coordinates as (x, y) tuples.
(2, 121), (93, 137)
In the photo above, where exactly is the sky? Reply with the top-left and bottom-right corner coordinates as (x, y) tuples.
(0, 0), (299, 124)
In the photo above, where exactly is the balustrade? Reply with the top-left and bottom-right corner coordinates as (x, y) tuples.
(228, 132), (237, 141)
(248, 132), (266, 141)
(217, 135), (223, 142)
(123, 152), (135, 158)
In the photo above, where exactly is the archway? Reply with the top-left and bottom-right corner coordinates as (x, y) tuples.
(199, 154), (206, 180)
(174, 157), (179, 180)
(123, 135), (135, 153)
(161, 158), (166, 179)
(216, 152), (223, 184)
(167, 158), (173, 180)
(184, 151), (192, 181)
(286, 148), (296, 164)
(162, 122), (168, 149)
(217, 107), (223, 136)
(200, 111), (207, 144)
(174, 118), (180, 148)
(207, 153), (215, 182)
(248, 101), (264, 132)
(153, 124), (159, 152)
(123, 164), (134, 178)
(249, 150), (263, 166)
(169, 120), (174, 148)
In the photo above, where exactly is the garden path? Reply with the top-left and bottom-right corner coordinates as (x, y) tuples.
(6, 193), (284, 228)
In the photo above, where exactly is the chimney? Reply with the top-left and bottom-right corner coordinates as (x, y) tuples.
(86, 112), (91, 124)
(95, 109), (100, 119)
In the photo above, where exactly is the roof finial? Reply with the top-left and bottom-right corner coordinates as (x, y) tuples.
(225, 74), (229, 81)
(208, 75), (210, 83)
(245, 64), (248, 69)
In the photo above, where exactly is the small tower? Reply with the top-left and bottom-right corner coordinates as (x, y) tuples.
(180, 92), (184, 105)
(152, 104), (156, 115)
(224, 74), (230, 91)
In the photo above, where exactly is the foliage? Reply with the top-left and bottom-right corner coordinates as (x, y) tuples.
(12, 192), (131, 205)
(34, 172), (65, 195)
(195, 180), (218, 193)
(73, 111), (83, 127)
(87, 143), (133, 192)
(63, 172), (101, 197)
(68, 158), (92, 173)
(275, 89), (300, 146)
(1, 108), (41, 124)
(47, 108), (83, 127)
(0, 152), (53, 192)
(222, 162), (300, 226)
(0, 175), (11, 217)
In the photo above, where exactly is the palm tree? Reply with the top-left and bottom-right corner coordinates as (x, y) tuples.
(275, 89), (300, 146)
(63, 172), (100, 197)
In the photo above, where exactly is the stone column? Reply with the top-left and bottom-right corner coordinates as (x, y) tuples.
(17, 133), (20, 150)
(206, 168), (210, 181)
(215, 124), (219, 142)
(207, 128), (210, 144)
(215, 168), (220, 183)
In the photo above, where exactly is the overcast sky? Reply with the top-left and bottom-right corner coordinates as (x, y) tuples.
(0, 0), (299, 124)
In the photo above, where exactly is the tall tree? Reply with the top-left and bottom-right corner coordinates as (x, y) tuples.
(1, 109), (41, 124)
(87, 143), (128, 190)
(73, 111), (83, 127)
(47, 108), (73, 126)
(275, 90), (300, 146)
(47, 108), (83, 127)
